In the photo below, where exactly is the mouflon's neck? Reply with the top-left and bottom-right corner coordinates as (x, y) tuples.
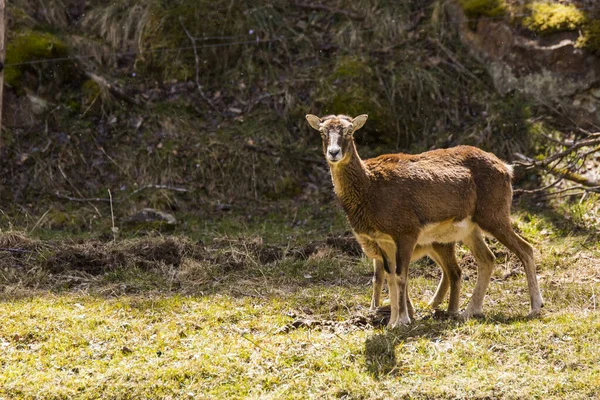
(329, 141), (369, 215)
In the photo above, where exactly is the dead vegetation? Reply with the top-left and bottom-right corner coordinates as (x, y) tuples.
(2, 0), (586, 225)
(0, 230), (365, 293)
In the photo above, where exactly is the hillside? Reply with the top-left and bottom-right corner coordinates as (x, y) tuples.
(0, 0), (596, 233)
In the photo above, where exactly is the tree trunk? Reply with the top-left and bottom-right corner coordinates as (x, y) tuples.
(0, 0), (6, 150)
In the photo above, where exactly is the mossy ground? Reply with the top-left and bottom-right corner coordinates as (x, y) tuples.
(1, 203), (599, 399)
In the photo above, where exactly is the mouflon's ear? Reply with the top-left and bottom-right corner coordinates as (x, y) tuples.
(305, 114), (322, 131)
(350, 114), (368, 132)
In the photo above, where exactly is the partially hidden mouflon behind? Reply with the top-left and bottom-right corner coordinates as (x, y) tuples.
(305, 113), (543, 328)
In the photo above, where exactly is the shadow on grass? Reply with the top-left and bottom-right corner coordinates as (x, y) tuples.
(363, 313), (535, 378)
(516, 200), (599, 239)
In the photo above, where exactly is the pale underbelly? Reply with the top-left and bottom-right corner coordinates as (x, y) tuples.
(417, 217), (476, 245)
(358, 218), (477, 262)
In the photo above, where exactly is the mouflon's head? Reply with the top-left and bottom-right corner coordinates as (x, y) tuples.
(305, 114), (368, 164)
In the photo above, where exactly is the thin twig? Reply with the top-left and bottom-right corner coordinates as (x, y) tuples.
(56, 164), (103, 216)
(535, 185), (600, 198)
(0, 248), (33, 253)
(539, 132), (571, 146)
(55, 192), (111, 203)
(539, 138), (600, 167)
(239, 333), (277, 356)
(108, 189), (117, 243)
(429, 39), (488, 89)
(80, 92), (100, 118)
(29, 208), (51, 234)
(179, 17), (224, 116)
(98, 146), (131, 181)
(292, 1), (364, 20)
(124, 184), (189, 199)
(540, 191), (588, 200)
(580, 145), (600, 159)
(514, 177), (565, 195)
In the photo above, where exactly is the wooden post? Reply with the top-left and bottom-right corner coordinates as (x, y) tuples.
(0, 0), (6, 150)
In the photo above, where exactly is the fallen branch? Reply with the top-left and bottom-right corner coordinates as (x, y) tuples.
(514, 131), (600, 196)
(83, 70), (139, 105)
(516, 185), (599, 197)
(514, 152), (600, 189)
(55, 185), (190, 204)
(545, 165), (600, 188)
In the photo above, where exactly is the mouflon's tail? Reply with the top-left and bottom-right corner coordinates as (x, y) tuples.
(504, 163), (514, 180)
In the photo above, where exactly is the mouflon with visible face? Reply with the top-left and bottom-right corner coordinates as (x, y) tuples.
(306, 113), (543, 328)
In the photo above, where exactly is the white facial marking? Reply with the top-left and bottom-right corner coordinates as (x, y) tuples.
(327, 130), (342, 162)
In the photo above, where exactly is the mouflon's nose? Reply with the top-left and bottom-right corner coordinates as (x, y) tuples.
(328, 149), (340, 158)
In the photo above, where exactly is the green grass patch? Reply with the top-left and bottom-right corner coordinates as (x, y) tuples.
(1, 208), (599, 398)
(1, 277), (599, 398)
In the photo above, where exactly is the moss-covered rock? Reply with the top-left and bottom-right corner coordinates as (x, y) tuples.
(458, 0), (506, 19)
(123, 208), (177, 232)
(523, 2), (586, 35)
(5, 30), (69, 89)
(577, 20), (600, 54)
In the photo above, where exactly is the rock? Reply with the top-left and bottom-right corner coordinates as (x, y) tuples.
(27, 93), (51, 115)
(446, 0), (600, 128)
(123, 208), (177, 231)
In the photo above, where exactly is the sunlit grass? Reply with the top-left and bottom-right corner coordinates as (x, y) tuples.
(1, 210), (599, 399)
(2, 281), (599, 398)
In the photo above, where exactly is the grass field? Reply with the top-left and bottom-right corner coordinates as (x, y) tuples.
(1, 207), (599, 399)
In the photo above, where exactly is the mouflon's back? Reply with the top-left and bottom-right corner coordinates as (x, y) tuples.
(362, 146), (513, 228)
